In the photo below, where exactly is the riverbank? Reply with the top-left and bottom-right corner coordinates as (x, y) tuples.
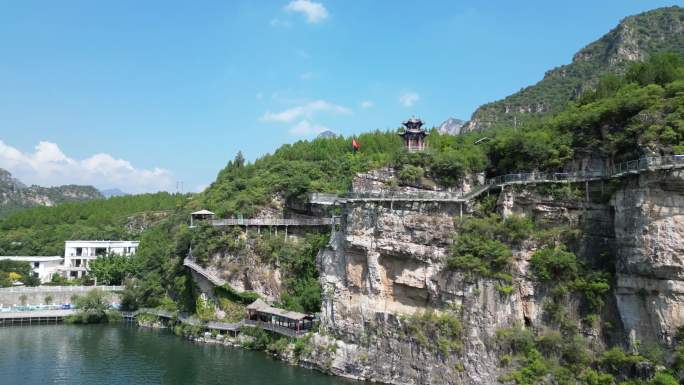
(131, 315), (366, 383)
(0, 324), (361, 385)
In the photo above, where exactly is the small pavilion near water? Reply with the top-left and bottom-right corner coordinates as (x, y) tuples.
(246, 299), (315, 334)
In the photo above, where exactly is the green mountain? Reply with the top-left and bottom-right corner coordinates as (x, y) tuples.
(464, 6), (684, 132)
(0, 168), (104, 218)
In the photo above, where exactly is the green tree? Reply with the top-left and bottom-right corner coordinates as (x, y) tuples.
(89, 254), (139, 285)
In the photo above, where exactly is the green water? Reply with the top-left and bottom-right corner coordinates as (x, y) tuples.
(0, 324), (360, 385)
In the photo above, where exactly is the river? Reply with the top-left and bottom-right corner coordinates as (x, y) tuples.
(0, 324), (361, 385)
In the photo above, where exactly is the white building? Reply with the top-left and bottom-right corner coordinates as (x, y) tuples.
(0, 256), (63, 283)
(62, 240), (139, 279)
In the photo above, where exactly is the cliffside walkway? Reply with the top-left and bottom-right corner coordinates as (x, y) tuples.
(341, 155), (684, 203)
(209, 217), (339, 227)
(183, 258), (228, 287)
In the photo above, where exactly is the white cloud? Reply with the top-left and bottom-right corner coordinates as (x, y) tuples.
(399, 91), (420, 107)
(360, 100), (374, 109)
(288, 120), (328, 136)
(0, 140), (174, 193)
(285, 0), (329, 23)
(261, 100), (350, 123)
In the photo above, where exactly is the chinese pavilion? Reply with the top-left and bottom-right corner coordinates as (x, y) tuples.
(399, 117), (428, 152)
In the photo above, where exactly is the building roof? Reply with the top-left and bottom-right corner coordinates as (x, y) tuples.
(0, 256), (63, 262)
(191, 209), (215, 215)
(246, 298), (309, 321)
(65, 240), (139, 246)
(403, 117), (423, 125)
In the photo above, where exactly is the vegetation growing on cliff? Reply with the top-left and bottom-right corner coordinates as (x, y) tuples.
(402, 308), (463, 357)
(496, 324), (681, 385)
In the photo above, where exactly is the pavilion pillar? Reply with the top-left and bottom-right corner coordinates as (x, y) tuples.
(585, 181), (589, 202)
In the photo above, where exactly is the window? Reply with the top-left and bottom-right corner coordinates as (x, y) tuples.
(70, 271), (77, 278)
(76, 247), (82, 256)
(33, 262), (40, 268)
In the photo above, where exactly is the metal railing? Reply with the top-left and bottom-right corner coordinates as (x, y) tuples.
(0, 285), (124, 293)
(344, 191), (465, 200)
(485, 170), (605, 187)
(343, 155), (684, 202)
(243, 319), (307, 338)
(207, 320), (244, 331)
(607, 155), (684, 175)
(210, 217), (338, 227)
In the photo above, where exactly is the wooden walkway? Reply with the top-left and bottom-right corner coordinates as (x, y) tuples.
(124, 307), (307, 338)
(0, 309), (77, 326)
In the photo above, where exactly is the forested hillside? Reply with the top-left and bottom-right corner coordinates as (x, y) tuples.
(0, 168), (103, 218)
(0, 192), (184, 256)
(465, 6), (684, 132)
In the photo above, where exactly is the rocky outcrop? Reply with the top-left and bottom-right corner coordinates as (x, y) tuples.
(311, 199), (502, 384)
(612, 170), (684, 348)
(438, 118), (466, 136)
(303, 169), (684, 384)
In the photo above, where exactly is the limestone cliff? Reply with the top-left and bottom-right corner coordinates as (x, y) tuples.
(297, 169), (684, 384)
(612, 170), (684, 349)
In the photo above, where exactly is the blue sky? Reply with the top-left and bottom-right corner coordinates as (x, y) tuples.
(0, 0), (678, 193)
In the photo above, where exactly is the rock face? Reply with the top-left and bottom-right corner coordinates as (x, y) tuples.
(437, 118), (466, 136)
(310, 199), (516, 384)
(463, 6), (684, 132)
(298, 168), (684, 384)
(0, 168), (103, 217)
(612, 170), (684, 348)
(189, 165), (684, 383)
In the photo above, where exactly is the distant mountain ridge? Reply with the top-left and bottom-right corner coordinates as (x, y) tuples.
(0, 168), (103, 217)
(317, 130), (337, 139)
(464, 6), (684, 132)
(437, 118), (466, 136)
(100, 188), (129, 198)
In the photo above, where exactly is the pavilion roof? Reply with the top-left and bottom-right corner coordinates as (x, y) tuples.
(246, 298), (309, 321)
(191, 209), (215, 215)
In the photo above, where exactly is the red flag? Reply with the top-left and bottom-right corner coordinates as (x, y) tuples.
(352, 139), (360, 152)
